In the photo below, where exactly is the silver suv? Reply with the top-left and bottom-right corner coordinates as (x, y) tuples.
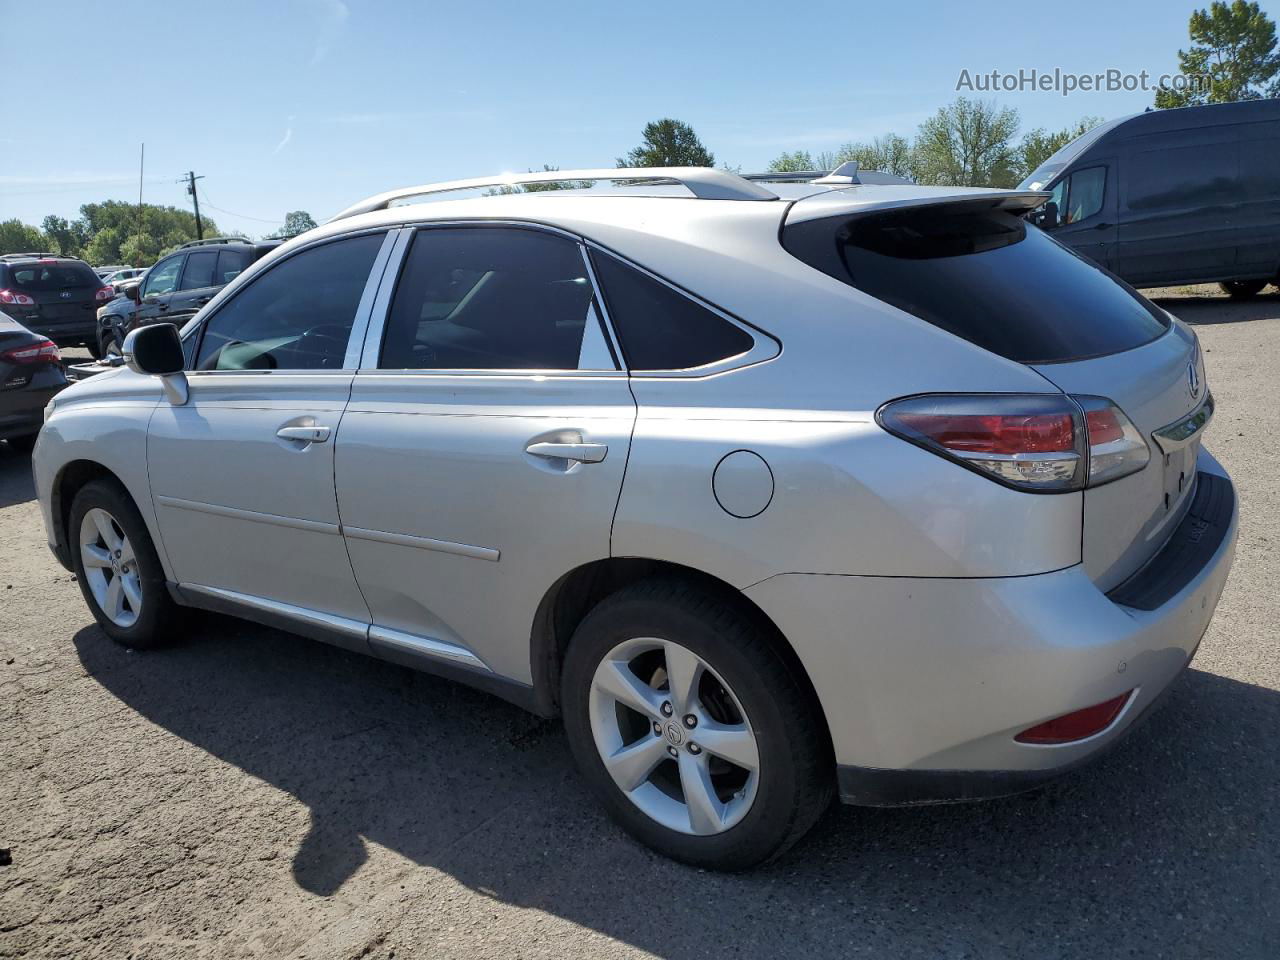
(33, 166), (1237, 869)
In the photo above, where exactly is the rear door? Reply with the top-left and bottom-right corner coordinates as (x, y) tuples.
(168, 249), (221, 326)
(335, 225), (635, 682)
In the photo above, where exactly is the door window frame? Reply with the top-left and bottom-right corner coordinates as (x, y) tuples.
(184, 228), (397, 376)
(355, 221), (777, 380)
(142, 253), (186, 299)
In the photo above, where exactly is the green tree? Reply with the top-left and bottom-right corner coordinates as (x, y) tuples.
(833, 133), (915, 178)
(1016, 116), (1103, 182)
(1156, 1), (1280, 106)
(282, 210), (318, 235)
(617, 119), (714, 168)
(913, 97), (1021, 187)
(0, 219), (52, 255)
(40, 215), (87, 257)
(74, 201), (218, 266)
(767, 150), (816, 172)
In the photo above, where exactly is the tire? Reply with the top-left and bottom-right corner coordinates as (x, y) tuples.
(561, 578), (833, 870)
(86, 335), (104, 361)
(1219, 279), (1267, 299)
(5, 433), (37, 454)
(69, 478), (181, 649)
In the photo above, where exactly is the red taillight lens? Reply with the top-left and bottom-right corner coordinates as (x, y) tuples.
(0, 288), (36, 306)
(893, 411), (1076, 455)
(1, 339), (60, 365)
(1084, 408), (1124, 445)
(1075, 396), (1151, 486)
(94, 286), (114, 302)
(878, 394), (1085, 492)
(1015, 691), (1133, 744)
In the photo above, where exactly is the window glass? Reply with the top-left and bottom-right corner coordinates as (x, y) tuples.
(7, 262), (100, 290)
(143, 256), (183, 297)
(589, 252), (754, 371)
(194, 233), (383, 371)
(215, 249), (250, 285)
(1063, 167), (1105, 224)
(1126, 142), (1240, 210)
(179, 251), (218, 290)
(379, 227), (601, 370)
(782, 207), (1168, 364)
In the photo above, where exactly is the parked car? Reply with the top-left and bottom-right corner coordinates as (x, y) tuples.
(94, 264), (130, 280)
(0, 254), (113, 353)
(1022, 99), (1280, 297)
(1, 311), (67, 452)
(34, 166), (1236, 870)
(94, 238), (280, 360)
(101, 267), (146, 292)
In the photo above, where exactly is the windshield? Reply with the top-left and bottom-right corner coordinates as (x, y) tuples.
(1018, 115), (1129, 190)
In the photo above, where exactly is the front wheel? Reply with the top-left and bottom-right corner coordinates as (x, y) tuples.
(1219, 279), (1267, 299)
(69, 479), (181, 648)
(561, 579), (833, 870)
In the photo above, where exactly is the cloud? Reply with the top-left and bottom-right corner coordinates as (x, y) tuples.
(272, 116), (296, 156)
(309, 0), (349, 65)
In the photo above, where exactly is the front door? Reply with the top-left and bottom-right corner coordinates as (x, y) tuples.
(148, 231), (390, 635)
(134, 252), (184, 327)
(335, 225), (635, 682)
(1045, 163), (1117, 271)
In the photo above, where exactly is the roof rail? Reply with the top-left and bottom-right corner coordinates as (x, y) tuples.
(178, 236), (251, 248)
(329, 166), (779, 222)
(0, 251), (64, 260)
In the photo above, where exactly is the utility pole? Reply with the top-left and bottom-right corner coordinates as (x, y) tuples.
(178, 170), (206, 239)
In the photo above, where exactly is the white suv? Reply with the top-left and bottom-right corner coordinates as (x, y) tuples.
(33, 166), (1236, 869)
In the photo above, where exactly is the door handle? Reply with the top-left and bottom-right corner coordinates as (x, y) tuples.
(525, 441), (608, 463)
(277, 425), (331, 443)
(1094, 222), (1112, 231)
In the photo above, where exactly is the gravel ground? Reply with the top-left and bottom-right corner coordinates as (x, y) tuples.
(2, 289), (1278, 959)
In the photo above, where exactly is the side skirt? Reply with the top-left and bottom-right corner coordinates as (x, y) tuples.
(168, 582), (543, 714)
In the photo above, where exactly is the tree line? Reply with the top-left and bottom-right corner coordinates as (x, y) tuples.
(3, 2), (1274, 263)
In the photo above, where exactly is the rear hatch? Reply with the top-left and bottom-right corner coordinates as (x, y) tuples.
(6, 258), (102, 334)
(782, 189), (1202, 589)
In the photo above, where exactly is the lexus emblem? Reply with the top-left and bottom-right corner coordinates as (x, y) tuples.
(1187, 359), (1201, 400)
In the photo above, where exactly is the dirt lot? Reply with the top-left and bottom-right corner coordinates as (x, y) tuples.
(2, 288), (1278, 959)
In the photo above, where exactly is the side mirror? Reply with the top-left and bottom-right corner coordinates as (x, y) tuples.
(123, 323), (188, 405)
(125, 282), (142, 303)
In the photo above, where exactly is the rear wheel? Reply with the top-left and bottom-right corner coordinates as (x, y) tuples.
(561, 579), (833, 870)
(1219, 279), (1267, 299)
(86, 336), (104, 361)
(69, 479), (181, 648)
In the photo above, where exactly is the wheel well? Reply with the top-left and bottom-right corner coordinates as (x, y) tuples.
(528, 559), (831, 737)
(50, 460), (121, 569)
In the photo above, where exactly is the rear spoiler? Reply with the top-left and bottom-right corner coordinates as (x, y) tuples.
(784, 188), (1052, 226)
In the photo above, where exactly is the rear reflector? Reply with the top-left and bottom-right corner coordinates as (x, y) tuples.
(1015, 691), (1133, 744)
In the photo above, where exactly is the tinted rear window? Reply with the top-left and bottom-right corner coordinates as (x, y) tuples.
(783, 207), (1169, 363)
(7, 261), (101, 291)
(590, 251), (754, 370)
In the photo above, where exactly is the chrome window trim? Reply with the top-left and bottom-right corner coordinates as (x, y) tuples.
(187, 226), (395, 375)
(356, 220), (628, 378)
(583, 240), (781, 378)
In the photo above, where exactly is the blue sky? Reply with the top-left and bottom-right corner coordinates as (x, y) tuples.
(4, 0), (1276, 237)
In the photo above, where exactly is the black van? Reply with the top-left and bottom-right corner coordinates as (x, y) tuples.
(1021, 99), (1280, 298)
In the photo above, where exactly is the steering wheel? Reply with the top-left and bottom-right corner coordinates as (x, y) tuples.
(295, 324), (351, 366)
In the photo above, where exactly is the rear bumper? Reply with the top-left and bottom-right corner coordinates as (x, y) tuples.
(0, 384), (60, 440)
(744, 449), (1238, 805)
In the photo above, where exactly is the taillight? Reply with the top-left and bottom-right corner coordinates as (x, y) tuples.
(0, 289), (36, 306)
(1015, 690), (1133, 744)
(94, 286), (114, 302)
(1075, 395), (1150, 485)
(877, 394), (1149, 493)
(1, 339), (60, 365)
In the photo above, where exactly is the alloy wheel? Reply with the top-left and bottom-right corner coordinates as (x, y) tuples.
(589, 636), (760, 836)
(79, 508), (143, 628)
